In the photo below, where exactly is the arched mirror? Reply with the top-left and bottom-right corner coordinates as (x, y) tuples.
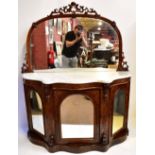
(112, 89), (125, 134)
(22, 2), (128, 73)
(30, 17), (119, 69)
(60, 94), (94, 138)
(30, 90), (44, 135)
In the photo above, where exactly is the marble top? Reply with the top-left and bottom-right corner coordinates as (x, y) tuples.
(22, 68), (131, 84)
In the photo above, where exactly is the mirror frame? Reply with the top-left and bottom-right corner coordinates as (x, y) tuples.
(22, 2), (129, 73)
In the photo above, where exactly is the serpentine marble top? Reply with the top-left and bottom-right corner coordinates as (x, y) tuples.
(22, 68), (131, 84)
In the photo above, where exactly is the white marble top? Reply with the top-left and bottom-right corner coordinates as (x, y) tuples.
(22, 68), (131, 84)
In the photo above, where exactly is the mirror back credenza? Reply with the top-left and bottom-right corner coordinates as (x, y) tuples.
(22, 2), (131, 153)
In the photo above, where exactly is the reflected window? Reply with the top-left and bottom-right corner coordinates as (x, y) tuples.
(112, 89), (125, 134)
(30, 90), (44, 135)
(60, 94), (94, 138)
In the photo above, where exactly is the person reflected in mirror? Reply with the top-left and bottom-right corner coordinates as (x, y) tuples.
(48, 45), (56, 68)
(61, 25), (88, 68)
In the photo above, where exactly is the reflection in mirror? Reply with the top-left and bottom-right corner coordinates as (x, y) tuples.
(112, 89), (125, 134)
(30, 90), (44, 134)
(30, 17), (119, 70)
(60, 94), (94, 138)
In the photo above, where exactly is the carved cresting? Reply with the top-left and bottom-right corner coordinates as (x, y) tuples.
(50, 2), (98, 16)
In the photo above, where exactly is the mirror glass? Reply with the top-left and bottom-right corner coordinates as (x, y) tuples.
(30, 17), (119, 70)
(30, 90), (44, 134)
(112, 89), (125, 134)
(60, 94), (94, 138)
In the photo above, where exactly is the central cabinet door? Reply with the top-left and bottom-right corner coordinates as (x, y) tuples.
(53, 84), (102, 144)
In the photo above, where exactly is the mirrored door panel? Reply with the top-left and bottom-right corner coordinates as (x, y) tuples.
(60, 94), (94, 138)
(112, 89), (125, 134)
(30, 90), (44, 135)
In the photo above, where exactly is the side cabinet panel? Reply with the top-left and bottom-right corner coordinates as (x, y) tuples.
(109, 78), (130, 140)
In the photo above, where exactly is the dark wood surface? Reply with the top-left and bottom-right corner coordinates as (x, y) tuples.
(22, 2), (129, 73)
(23, 77), (130, 153)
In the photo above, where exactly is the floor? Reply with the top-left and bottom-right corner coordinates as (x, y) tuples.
(18, 130), (135, 155)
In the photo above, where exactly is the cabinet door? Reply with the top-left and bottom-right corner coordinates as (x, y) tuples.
(53, 84), (102, 144)
(110, 79), (130, 137)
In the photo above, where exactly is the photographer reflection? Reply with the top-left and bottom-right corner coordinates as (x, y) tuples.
(62, 25), (88, 68)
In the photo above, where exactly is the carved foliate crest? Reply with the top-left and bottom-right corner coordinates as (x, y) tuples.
(50, 2), (98, 16)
